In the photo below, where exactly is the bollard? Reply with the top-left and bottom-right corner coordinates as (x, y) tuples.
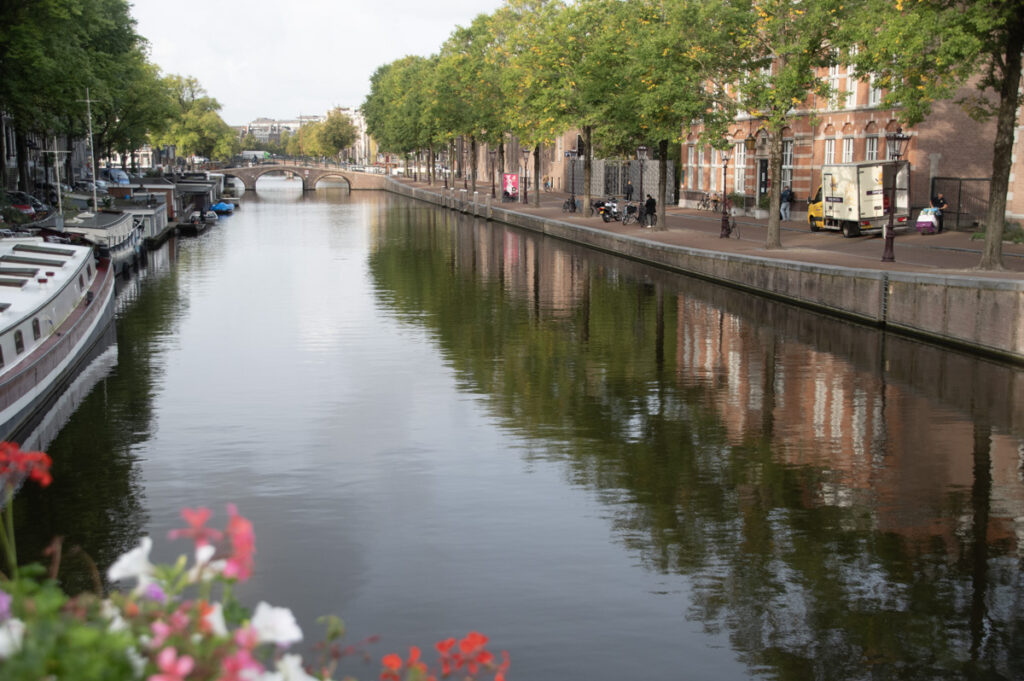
(486, 193), (493, 220)
(473, 191), (479, 217)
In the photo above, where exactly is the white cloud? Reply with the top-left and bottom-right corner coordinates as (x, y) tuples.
(131, 0), (506, 124)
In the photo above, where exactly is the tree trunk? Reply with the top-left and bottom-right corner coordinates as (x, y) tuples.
(978, 25), (1023, 270)
(583, 125), (593, 217)
(657, 140), (668, 230)
(532, 144), (540, 207)
(15, 128), (30, 192)
(765, 123), (784, 249)
(0, 118), (8, 190)
(470, 135), (478, 194)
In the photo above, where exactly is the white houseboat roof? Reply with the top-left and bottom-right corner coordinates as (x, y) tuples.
(0, 238), (93, 334)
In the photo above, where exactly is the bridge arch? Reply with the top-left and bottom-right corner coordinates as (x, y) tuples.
(221, 165), (388, 191)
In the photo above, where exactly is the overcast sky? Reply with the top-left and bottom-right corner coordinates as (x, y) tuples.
(130, 0), (507, 126)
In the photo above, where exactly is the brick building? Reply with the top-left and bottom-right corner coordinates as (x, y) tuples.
(680, 65), (1021, 229)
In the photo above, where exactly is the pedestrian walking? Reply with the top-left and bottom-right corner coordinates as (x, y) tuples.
(930, 192), (948, 233)
(645, 194), (656, 227)
(625, 181), (634, 201)
(780, 186), (793, 221)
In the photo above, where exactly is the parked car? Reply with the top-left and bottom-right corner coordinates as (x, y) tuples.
(7, 191), (48, 213)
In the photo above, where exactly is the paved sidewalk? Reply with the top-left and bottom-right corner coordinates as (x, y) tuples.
(398, 178), (1024, 278)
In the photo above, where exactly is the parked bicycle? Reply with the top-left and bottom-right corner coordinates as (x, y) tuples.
(562, 196), (579, 213)
(696, 193), (712, 210)
(622, 202), (640, 225)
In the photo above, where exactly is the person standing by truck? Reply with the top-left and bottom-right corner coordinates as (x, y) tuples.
(780, 186), (793, 221)
(930, 192), (948, 233)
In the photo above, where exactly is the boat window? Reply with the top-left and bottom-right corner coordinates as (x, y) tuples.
(87, 264), (92, 278)
(14, 330), (24, 354)
(32, 318), (40, 340)
(79, 274), (84, 289)
(0, 346), (4, 368)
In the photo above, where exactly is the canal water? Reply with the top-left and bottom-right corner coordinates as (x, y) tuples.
(17, 179), (1024, 680)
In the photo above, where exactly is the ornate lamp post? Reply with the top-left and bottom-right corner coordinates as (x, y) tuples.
(488, 150), (497, 198)
(720, 148), (732, 238)
(566, 148), (578, 212)
(521, 148), (530, 204)
(881, 126), (911, 262)
(637, 145), (648, 204)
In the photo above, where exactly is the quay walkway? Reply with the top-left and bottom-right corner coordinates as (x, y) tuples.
(386, 177), (1024, 364)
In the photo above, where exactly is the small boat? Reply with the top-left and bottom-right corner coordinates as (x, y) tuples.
(211, 201), (234, 215)
(179, 211), (211, 236)
(0, 236), (116, 442)
(204, 210), (219, 223)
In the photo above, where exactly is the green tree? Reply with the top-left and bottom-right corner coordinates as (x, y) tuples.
(720, 0), (848, 249)
(842, 0), (1024, 270)
(154, 75), (238, 161)
(319, 108), (357, 158)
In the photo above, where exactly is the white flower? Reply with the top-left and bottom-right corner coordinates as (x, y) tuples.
(0, 617), (25, 658)
(251, 602), (303, 647)
(260, 654), (318, 681)
(187, 544), (225, 583)
(204, 601), (229, 637)
(100, 599), (128, 632)
(107, 537), (156, 592)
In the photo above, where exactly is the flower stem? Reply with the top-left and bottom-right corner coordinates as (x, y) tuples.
(0, 484), (18, 579)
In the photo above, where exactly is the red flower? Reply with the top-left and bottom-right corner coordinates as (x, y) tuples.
(0, 442), (52, 488)
(380, 653), (403, 681)
(168, 507), (223, 547)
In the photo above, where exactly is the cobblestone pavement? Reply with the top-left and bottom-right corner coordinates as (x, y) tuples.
(396, 178), (1024, 278)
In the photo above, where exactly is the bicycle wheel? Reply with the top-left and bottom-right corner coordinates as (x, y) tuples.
(562, 200), (570, 212)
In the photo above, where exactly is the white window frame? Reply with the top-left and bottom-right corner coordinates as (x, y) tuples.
(687, 146), (695, 189)
(697, 147), (705, 190)
(781, 140), (794, 189)
(865, 136), (878, 161)
(824, 138), (836, 165)
(842, 137), (854, 163)
(828, 63), (841, 109)
(710, 148), (718, 192)
(733, 143), (746, 192)
(868, 74), (882, 106)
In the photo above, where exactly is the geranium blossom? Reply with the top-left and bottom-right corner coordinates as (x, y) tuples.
(223, 504), (255, 581)
(264, 653), (319, 681)
(169, 507), (222, 547)
(0, 442), (52, 488)
(0, 617), (25, 658)
(150, 646), (194, 681)
(251, 602), (302, 647)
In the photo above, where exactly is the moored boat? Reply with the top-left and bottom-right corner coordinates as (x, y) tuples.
(0, 237), (116, 443)
(62, 210), (142, 278)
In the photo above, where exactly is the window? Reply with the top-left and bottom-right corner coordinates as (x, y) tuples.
(32, 318), (40, 341)
(845, 79), (857, 109)
(710, 149), (718, 192)
(733, 143), (746, 192)
(828, 63), (841, 108)
(842, 137), (854, 163)
(687, 146), (695, 189)
(0, 346), (4, 368)
(78, 274), (84, 289)
(866, 136), (879, 161)
(696, 147), (705, 190)
(824, 139), (836, 165)
(782, 140), (794, 189)
(868, 74), (882, 106)
(14, 331), (24, 355)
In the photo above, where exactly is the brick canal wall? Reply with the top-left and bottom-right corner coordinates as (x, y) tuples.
(388, 181), (1024, 365)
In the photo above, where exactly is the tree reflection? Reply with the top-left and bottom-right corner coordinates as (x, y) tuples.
(368, 206), (1024, 679)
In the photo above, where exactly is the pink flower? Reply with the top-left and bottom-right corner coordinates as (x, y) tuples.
(218, 648), (262, 681)
(168, 507), (222, 547)
(149, 647), (194, 681)
(222, 504), (254, 581)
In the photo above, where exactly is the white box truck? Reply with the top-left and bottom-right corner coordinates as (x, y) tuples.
(807, 161), (910, 237)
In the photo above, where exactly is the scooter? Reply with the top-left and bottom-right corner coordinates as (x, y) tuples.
(594, 197), (620, 222)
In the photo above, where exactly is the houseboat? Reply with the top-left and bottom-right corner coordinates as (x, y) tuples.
(0, 237), (116, 443)
(62, 210), (142, 278)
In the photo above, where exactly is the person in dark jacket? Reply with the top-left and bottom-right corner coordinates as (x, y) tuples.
(644, 194), (656, 227)
(930, 192), (948, 233)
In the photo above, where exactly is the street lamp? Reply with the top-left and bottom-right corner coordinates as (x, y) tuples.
(565, 148), (578, 212)
(521, 147), (530, 204)
(882, 126), (911, 262)
(720, 148), (732, 238)
(637, 145), (648, 206)
(488, 150), (497, 198)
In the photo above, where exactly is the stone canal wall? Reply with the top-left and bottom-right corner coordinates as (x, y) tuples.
(387, 181), (1024, 365)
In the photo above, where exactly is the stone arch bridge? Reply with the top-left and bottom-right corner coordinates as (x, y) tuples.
(222, 164), (389, 192)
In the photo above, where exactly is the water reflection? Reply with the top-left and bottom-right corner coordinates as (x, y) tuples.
(368, 205), (1024, 679)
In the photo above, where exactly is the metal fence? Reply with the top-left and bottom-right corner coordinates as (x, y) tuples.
(931, 177), (990, 231)
(565, 158), (672, 201)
